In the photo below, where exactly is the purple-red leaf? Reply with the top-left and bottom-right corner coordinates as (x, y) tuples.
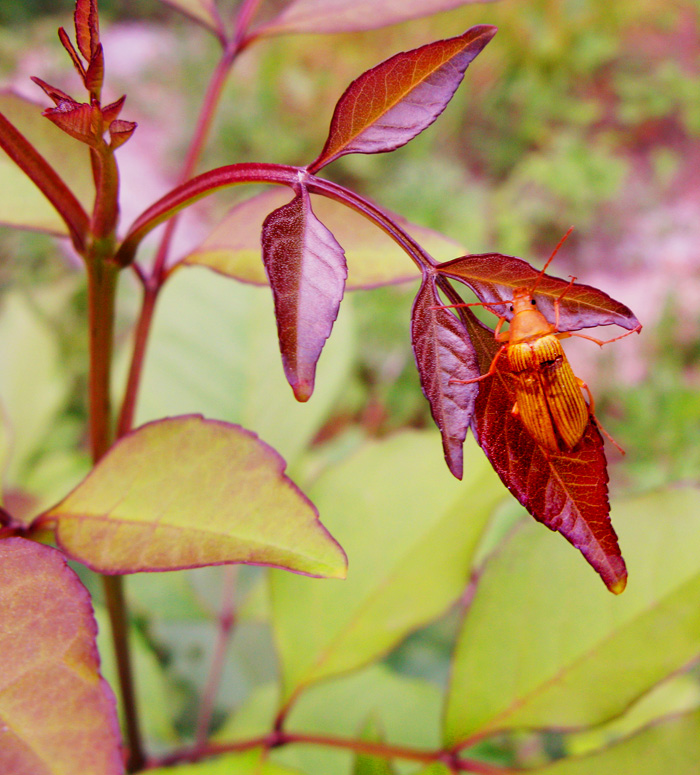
(0, 538), (123, 775)
(411, 277), (479, 479)
(262, 187), (348, 402)
(309, 26), (497, 172)
(108, 119), (137, 149)
(437, 253), (640, 332)
(255, 0), (497, 36)
(43, 100), (100, 146)
(463, 311), (627, 593)
(74, 0), (100, 60)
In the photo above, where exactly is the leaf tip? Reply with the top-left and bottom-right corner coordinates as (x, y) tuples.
(608, 574), (627, 595)
(293, 379), (314, 403)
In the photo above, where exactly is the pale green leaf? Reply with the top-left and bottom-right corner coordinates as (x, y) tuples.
(270, 431), (504, 700)
(132, 267), (354, 468)
(0, 92), (93, 234)
(155, 0), (222, 35)
(535, 710), (700, 774)
(47, 415), (347, 578)
(219, 665), (442, 775)
(0, 291), (68, 488)
(145, 749), (301, 774)
(183, 189), (463, 289)
(444, 488), (700, 745)
(0, 538), (122, 775)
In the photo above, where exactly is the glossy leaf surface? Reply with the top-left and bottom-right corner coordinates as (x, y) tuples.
(535, 710), (700, 774)
(255, 0), (495, 36)
(310, 26), (497, 171)
(47, 415), (347, 578)
(220, 666), (442, 775)
(262, 187), (347, 402)
(444, 488), (700, 744)
(464, 310), (626, 592)
(437, 253), (640, 332)
(134, 268), (354, 468)
(411, 277), (479, 479)
(0, 538), (122, 775)
(183, 188), (464, 288)
(270, 431), (503, 701)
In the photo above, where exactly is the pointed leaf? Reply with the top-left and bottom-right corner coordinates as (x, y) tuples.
(102, 95), (126, 125)
(437, 253), (640, 332)
(309, 26), (497, 172)
(30, 76), (74, 105)
(0, 538), (122, 775)
(109, 119), (137, 150)
(270, 431), (504, 700)
(45, 415), (347, 578)
(185, 188), (462, 289)
(262, 187), (348, 402)
(58, 27), (86, 80)
(463, 310), (625, 592)
(444, 487), (700, 745)
(155, 0), (224, 36)
(256, 0), (497, 36)
(411, 276), (479, 479)
(85, 42), (105, 94)
(74, 0), (100, 60)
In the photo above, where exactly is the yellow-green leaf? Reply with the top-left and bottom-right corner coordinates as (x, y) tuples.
(47, 415), (347, 578)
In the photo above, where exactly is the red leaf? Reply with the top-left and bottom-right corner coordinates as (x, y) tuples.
(255, 0), (498, 36)
(411, 277), (479, 479)
(85, 43), (104, 94)
(463, 311), (627, 593)
(108, 119), (137, 149)
(309, 26), (496, 172)
(30, 76), (75, 105)
(261, 187), (348, 402)
(58, 27), (86, 79)
(0, 538), (123, 775)
(102, 95), (126, 125)
(43, 100), (100, 146)
(437, 253), (640, 333)
(74, 0), (100, 60)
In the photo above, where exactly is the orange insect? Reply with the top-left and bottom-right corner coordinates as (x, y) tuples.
(451, 229), (641, 453)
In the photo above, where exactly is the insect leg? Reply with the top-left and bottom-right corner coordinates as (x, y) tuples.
(569, 323), (642, 347)
(450, 344), (507, 385)
(553, 275), (577, 330)
(576, 377), (626, 455)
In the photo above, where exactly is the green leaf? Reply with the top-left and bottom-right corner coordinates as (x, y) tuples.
(353, 717), (398, 775)
(94, 605), (177, 745)
(534, 710), (700, 774)
(0, 291), (69, 488)
(183, 189), (463, 289)
(0, 538), (122, 775)
(219, 665), (442, 775)
(145, 750), (301, 774)
(444, 487), (700, 745)
(46, 415), (347, 578)
(0, 92), (93, 234)
(132, 267), (354, 467)
(270, 431), (504, 700)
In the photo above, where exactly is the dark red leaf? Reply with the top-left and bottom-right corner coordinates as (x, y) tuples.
(85, 43), (104, 94)
(309, 26), (496, 172)
(108, 119), (137, 149)
(102, 95), (126, 125)
(261, 187), (348, 402)
(74, 0), (100, 60)
(58, 27), (86, 79)
(437, 253), (640, 333)
(411, 277), (479, 479)
(462, 310), (627, 593)
(43, 100), (100, 146)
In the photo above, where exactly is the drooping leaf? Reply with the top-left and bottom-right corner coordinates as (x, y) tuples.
(270, 431), (503, 701)
(0, 92), (92, 241)
(155, 0), (224, 36)
(132, 267), (354, 468)
(74, 0), (100, 60)
(44, 415), (347, 578)
(219, 666), (442, 775)
(0, 538), (122, 775)
(261, 187), (348, 402)
(463, 309), (626, 593)
(411, 276), (479, 479)
(436, 253), (641, 333)
(184, 188), (462, 289)
(309, 26), (497, 172)
(533, 710), (700, 774)
(444, 487), (700, 745)
(254, 0), (496, 37)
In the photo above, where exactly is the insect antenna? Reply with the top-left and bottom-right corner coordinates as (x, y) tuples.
(531, 225), (575, 295)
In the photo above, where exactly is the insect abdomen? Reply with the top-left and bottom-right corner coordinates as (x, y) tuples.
(507, 334), (589, 451)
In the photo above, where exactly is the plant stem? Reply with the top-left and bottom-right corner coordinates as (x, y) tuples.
(194, 566), (238, 746)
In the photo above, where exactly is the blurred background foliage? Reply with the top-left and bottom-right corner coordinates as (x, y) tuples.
(0, 0), (699, 768)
